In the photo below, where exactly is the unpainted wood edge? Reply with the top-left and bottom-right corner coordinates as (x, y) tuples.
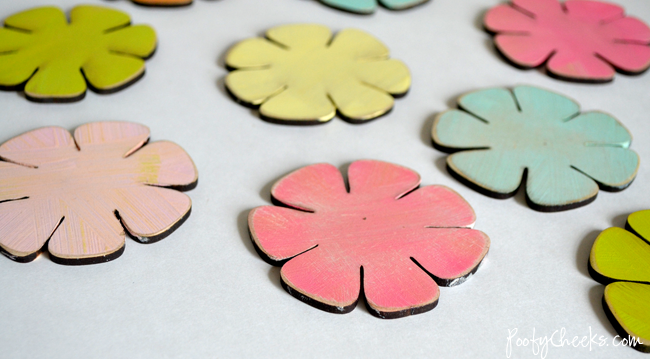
(317, 0), (375, 15)
(525, 190), (597, 212)
(588, 259), (617, 285)
(602, 294), (650, 353)
(281, 273), (359, 315)
(49, 244), (125, 266)
(380, 0), (431, 12)
(0, 242), (44, 263)
(445, 161), (520, 200)
(85, 67), (147, 95)
(25, 89), (87, 104)
(130, 0), (193, 8)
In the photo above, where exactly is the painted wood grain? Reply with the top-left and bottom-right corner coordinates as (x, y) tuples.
(225, 24), (410, 124)
(0, 121), (198, 265)
(484, 0), (650, 82)
(432, 85), (639, 212)
(249, 160), (490, 319)
(0, 5), (156, 103)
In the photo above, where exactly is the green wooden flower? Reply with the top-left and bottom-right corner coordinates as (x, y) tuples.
(432, 85), (639, 211)
(0, 5), (157, 103)
(590, 210), (650, 353)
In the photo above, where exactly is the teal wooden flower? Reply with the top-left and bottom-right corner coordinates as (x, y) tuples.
(318, 0), (429, 14)
(432, 85), (639, 212)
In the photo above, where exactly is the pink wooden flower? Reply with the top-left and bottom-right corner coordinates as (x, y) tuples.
(249, 160), (490, 318)
(0, 122), (198, 265)
(484, 0), (650, 82)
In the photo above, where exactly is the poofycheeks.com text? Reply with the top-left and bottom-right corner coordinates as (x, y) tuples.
(506, 327), (643, 358)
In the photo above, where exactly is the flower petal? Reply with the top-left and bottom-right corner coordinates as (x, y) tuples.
(329, 28), (389, 60)
(0, 126), (76, 167)
(565, 112), (631, 146)
(546, 51), (615, 81)
(319, 0), (376, 14)
(328, 80), (394, 121)
(602, 17), (650, 43)
(570, 148), (638, 191)
(354, 59), (410, 95)
(0, 162), (33, 201)
(281, 247), (360, 312)
(433, 110), (493, 150)
(564, 0), (624, 23)
(511, 0), (563, 17)
(103, 25), (157, 59)
(225, 38), (286, 69)
(24, 62), (87, 101)
(69, 5), (130, 32)
(0, 28), (31, 53)
(604, 282), (650, 351)
(266, 24), (332, 49)
(271, 163), (347, 212)
(127, 141), (198, 189)
(526, 159), (598, 209)
(484, 4), (536, 33)
(363, 256), (439, 318)
(0, 198), (62, 260)
(396, 186), (477, 228)
(409, 228), (489, 284)
(0, 52), (40, 88)
(111, 186), (191, 242)
(225, 68), (285, 106)
(47, 197), (125, 262)
(249, 206), (318, 262)
(379, 0), (429, 11)
(347, 160), (420, 200)
(259, 87), (336, 123)
(628, 210), (650, 241)
(458, 87), (519, 124)
(590, 227), (650, 283)
(74, 122), (150, 158)
(82, 53), (146, 92)
(596, 42), (650, 74)
(448, 150), (525, 196)
(4, 6), (66, 32)
(494, 34), (555, 67)
(513, 86), (580, 122)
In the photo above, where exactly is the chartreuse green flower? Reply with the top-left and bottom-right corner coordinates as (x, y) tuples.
(432, 85), (639, 212)
(0, 5), (156, 102)
(590, 210), (650, 353)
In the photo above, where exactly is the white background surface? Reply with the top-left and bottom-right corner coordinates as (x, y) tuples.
(1, 0), (649, 358)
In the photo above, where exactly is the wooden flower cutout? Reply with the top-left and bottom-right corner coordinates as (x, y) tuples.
(0, 5), (157, 103)
(589, 210), (650, 353)
(318, 0), (429, 14)
(249, 160), (490, 318)
(484, 0), (650, 82)
(0, 122), (198, 265)
(432, 85), (639, 212)
(131, 0), (193, 6)
(225, 24), (411, 125)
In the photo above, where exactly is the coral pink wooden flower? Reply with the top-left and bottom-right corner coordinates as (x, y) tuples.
(484, 0), (650, 82)
(249, 160), (490, 318)
(0, 122), (198, 265)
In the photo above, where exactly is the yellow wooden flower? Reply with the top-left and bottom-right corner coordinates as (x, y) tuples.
(590, 210), (650, 353)
(0, 5), (157, 103)
(225, 24), (411, 124)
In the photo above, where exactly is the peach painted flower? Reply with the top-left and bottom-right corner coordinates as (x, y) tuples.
(0, 122), (197, 265)
(484, 0), (650, 82)
(249, 160), (490, 318)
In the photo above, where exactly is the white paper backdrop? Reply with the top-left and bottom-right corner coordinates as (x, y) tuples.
(1, 0), (649, 358)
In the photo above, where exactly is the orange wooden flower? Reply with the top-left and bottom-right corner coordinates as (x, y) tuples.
(0, 122), (198, 265)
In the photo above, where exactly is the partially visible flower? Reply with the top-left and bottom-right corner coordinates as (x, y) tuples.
(432, 85), (638, 211)
(249, 160), (489, 318)
(0, 5), (157, 102)
(0, 122), (198, 265)
(131, 0), (192, 6)
(590, 210), (650, 353)
(225, 24), (411, 124)
(484, 0), (650, 82)
(318, 0), (429, 14)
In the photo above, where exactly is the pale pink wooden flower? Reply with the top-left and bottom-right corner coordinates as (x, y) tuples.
(484, 0), (650, 82)
(249, 160), (490, 319)
(0, 122), (198, 265)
